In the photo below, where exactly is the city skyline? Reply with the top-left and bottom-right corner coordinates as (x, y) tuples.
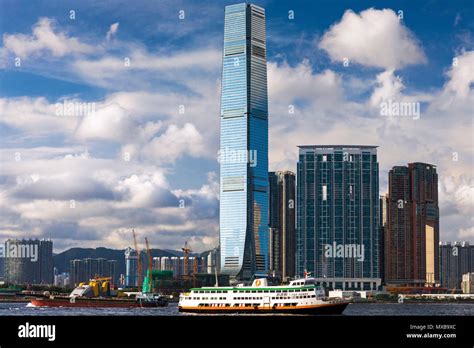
(0, 0), (473, 254)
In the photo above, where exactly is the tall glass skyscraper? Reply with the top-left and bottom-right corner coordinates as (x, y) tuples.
(219, 3), (269, 280)
(296, 146), (381, 290)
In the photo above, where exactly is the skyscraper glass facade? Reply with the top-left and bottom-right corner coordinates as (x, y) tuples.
(219, 3), (269, 279)
(296, 146), (381, 290)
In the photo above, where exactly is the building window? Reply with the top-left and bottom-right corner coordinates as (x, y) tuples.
(322, 185), (327, 201)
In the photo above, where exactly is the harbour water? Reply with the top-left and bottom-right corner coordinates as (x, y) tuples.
(1, 302), (473, 316)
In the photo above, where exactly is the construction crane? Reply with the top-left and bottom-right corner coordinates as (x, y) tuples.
(182, 241), (192, 277)
(132, 229), (143, 289)
(144, 237), (153, 293)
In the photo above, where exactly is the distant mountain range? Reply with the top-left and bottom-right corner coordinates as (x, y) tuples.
(53, 247), (209, 276)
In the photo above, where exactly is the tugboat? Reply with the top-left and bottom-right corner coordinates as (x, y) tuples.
(30, 277), (168, 308)
(178, 277), (348, 314)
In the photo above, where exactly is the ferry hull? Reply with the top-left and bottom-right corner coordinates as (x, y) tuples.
(179, 302), (348, 315)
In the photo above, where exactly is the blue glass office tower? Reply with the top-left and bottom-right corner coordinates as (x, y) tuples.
(296, 146), (381, 290)
(219, 3), (269, 280)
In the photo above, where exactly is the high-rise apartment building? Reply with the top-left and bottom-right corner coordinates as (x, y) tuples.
(219, 3), (269, 279)
(84, 258), (99, 280)
(4, 239), (53, 285)
(385, 163), (439, 286)
(106, 259), (118, 285)
(296, 146), (381, 290)
(439, 241), (473, 290)
(69, 257), (119, 286)
(69, 259), (84, 287)
(269, 171), (296, 280)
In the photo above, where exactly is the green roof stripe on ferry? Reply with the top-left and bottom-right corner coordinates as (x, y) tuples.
(189, 285), (317, 291)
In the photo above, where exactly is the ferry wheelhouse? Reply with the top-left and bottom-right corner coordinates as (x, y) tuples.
(178, 277), (348, 314)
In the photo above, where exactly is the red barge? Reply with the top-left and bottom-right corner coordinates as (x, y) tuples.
(29, 277), (168, 308)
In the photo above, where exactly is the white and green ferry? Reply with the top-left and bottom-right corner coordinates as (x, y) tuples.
(178, 277), (348, 314)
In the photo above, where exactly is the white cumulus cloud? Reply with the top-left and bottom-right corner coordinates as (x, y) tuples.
(319, 8), (426, 69)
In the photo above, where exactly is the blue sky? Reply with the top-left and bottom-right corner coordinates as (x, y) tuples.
(0, 0), (473, 251)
